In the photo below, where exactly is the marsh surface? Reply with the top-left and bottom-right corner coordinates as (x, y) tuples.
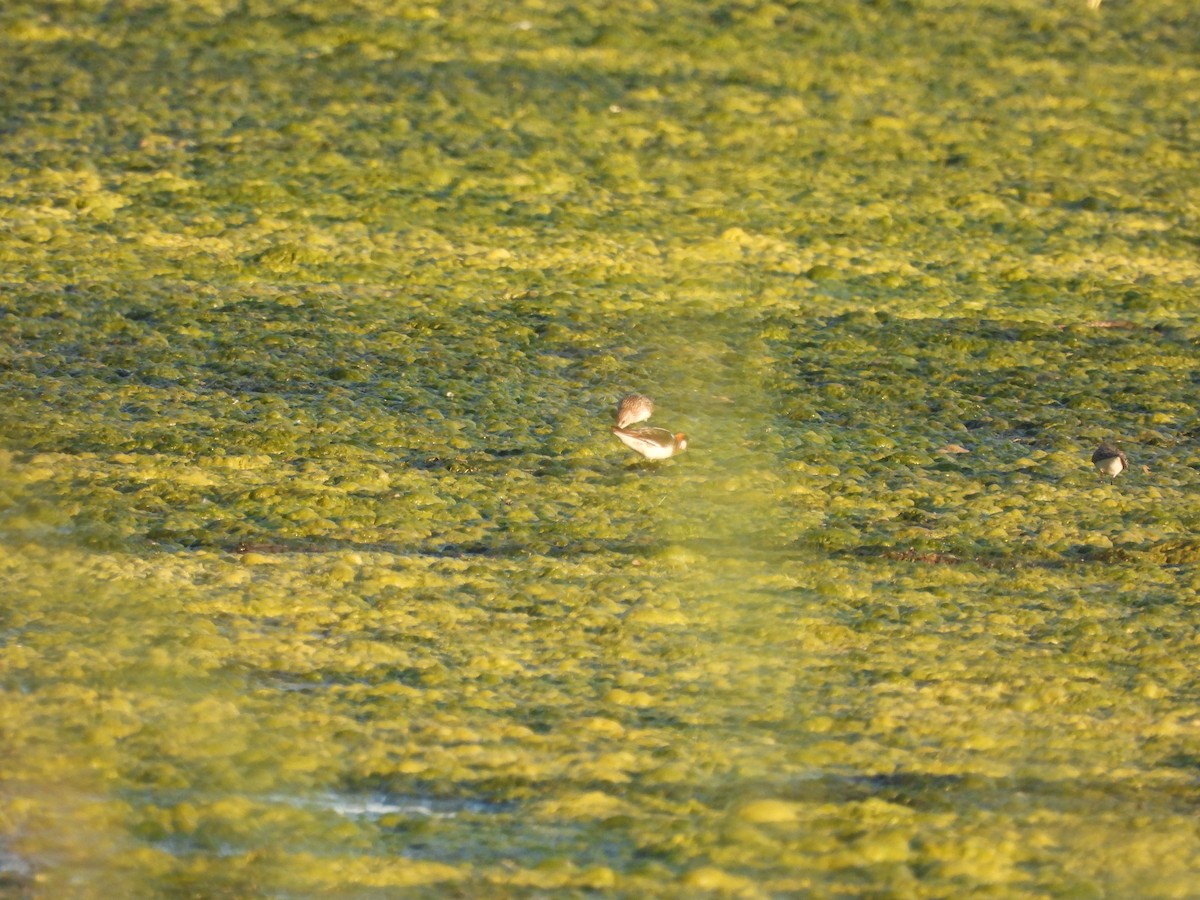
(2, 1), (1200, 896)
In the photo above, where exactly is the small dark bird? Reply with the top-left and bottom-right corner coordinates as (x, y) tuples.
(1092, 443), (1128, 481)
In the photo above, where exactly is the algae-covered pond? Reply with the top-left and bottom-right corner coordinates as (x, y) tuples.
(3, 0), (1200, 896)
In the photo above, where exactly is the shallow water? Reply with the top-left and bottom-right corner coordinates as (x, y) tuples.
(3, 1), (1200, 896)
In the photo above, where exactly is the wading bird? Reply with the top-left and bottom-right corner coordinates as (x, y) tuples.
(612, 425), (688, 461)
(1092, 443), (1128, 481)
(615, 393), (655, 428)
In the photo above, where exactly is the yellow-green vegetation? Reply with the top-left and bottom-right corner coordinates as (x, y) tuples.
(3, 0), (1200, 895)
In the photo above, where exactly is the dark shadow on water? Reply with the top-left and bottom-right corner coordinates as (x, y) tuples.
(138, 524), (793, 563)
(678, 766), (1200, 820)
(127, 766), (1199, 873)
(828, 540), (1168, 571)
(210, 535), (661, 560)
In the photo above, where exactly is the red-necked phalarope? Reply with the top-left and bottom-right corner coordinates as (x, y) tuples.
(612, 425), (687, 460)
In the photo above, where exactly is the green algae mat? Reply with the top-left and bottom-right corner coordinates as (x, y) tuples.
(3, 1), (1200, 896)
